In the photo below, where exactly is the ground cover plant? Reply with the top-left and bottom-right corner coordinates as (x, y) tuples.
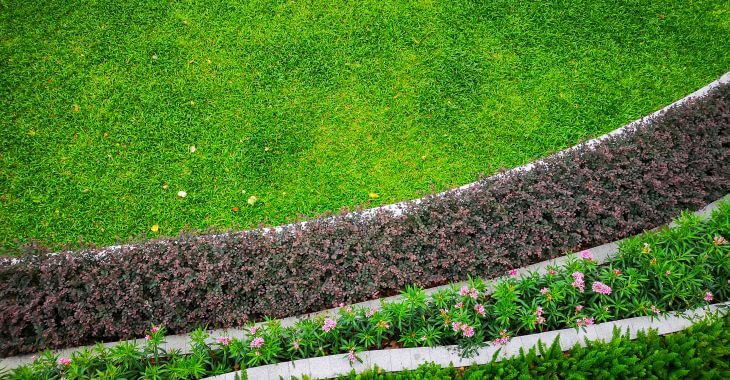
(1, 82), (728, 356)
(333, 314), (730, 379)
(3, 205), (728, 378)
(1, 0), (729, 249)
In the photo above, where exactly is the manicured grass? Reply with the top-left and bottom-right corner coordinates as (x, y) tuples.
(1, 0), (728, 248)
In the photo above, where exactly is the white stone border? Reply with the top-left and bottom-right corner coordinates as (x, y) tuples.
(6, 71), (727, 265)
(1, 194), (726, 370)
(207, 302), (730, 380)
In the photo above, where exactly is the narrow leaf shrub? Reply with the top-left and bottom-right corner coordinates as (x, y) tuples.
(1, 83), (729, 356)
(5, 205), (729, 379)
(336, 314), (730, 379)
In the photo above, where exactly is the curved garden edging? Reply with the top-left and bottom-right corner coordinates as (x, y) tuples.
(1, 194), (726, 370)
(29, 71), (730, 261)
(204, 302), (730, 380)
(2, 74), (728, 356)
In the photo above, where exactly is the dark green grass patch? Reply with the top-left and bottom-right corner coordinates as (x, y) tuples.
(1, 0), (729, 248)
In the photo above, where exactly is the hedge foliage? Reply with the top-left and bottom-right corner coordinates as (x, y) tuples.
(334, 314), (730, 380)
(1, 83), (729, 356)
(4, 205), (729, 379)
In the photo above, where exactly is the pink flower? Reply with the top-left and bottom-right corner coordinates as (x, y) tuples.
(365, 308), (376, 318)
(579, 250), (593, 261)
(508, 269), (519, 277)
(292, 338), (301, 350)
(461, 324), (475, 338)
(469, 288), (479, 300)
(493, 330), (510, 346)
(215, 336), (232, 346)
(665, 271), (671, 276)
(536, 306), (544, 316)
(57, 357), (71, 366)
(454, 302), (463, 309)
(322, 318), (337, 333)
(249, 326), (258, 335)
(575, 304), (584, 312)
(536, 306), (545, 325)
(576, 317), (594, 327)
(571, 272), (585, 292)
(474, 304), (486, 316)
(613, 269), (621, 276)
(250, 337), (265, 348)
(592, 281), (612, 295)
(540, 287), (549, 295)
(150, 326), (160, 333)
(451, 321), (463, 332)
(459, 285), (469, 296)
(704, 292), (714, 302)
(548, 269), (557, 275)
(650, 305), (661, 315)
(347, 350), (356, 363)
(145, 335), (151, 341)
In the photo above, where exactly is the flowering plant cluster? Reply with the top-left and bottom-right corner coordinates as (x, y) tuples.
(7, 205), (729, 379)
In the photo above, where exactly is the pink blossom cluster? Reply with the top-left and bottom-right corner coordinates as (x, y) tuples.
(508, 269), (519, 278)
(322, 318), (337, 332)
(459, 285), (479, 300)
(613, 268), (621, 276)
(704, 292), (714, 302)
(57, 357), (71, 366)
(575, 304), (583, 312)
(451, 322), (475, 337)
(365, 308), (376, 318)
(578, 250), (593, 261)
(571, 272), (585, 292)
(250, 337), (265, 348)
(536, 306), (545, 325)
(576, 317), (594, 327)
(474, 304), (486, 317)
(540, 287), (549, 295)
(493, 330), (510, 346)
(347, 350), (357, 363)
(215, 336), (231, 346)
(650, 305), (661, 315)
(591, 281), (612, 295)
(292, 338), (301, 350)
(454, 302), (463, 309)
(150, 326), (160, 333)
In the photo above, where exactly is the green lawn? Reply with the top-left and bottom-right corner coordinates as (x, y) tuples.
(1, 0), (728, 249)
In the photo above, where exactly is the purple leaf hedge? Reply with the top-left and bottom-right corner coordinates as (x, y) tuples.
(1, 83), (728, 356)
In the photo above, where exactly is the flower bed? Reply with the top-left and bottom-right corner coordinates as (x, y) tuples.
(333, 314), (730, 380)
(5, 204), (729, 378)
(1, 80), (728, 356)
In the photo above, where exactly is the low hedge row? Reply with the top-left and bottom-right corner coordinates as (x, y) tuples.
(5, 205), (729, 379)
(335, 314), (730, 379)
(1, 82), (729, 356)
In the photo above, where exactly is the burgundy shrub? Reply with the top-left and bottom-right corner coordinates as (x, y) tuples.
(0, 83), (728, 356)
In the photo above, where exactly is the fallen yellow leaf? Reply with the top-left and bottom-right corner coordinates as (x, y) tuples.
(150, 224), (159, 232)
(369, 192), (379, 199)
(247, 195), (258, 205)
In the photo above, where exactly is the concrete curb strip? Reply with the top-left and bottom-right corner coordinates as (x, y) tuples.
(207, 302), (730, 380)
(1, 194), (727, 370)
